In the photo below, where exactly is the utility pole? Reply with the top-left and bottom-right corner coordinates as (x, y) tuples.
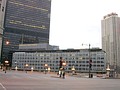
(82, 44), (92, 78)
(88, 44), (92, 78)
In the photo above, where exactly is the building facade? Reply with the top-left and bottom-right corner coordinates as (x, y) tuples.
(12, 49), (106, 73)
(0, 0), (51, 63)
(19, 43), (59, 50)
(101, 13), (120, 73)
(0, 0), (7, 64)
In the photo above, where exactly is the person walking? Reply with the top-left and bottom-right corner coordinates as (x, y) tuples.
(59, 57), (66, 78)
(59, 57), (63, 69)
(59, 57), (63, 77)
(62, 68), (65, 79)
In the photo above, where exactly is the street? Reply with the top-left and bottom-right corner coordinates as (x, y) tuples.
(0, 70), (120, 90)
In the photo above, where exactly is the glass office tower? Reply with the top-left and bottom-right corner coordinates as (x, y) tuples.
(1, 0), (51, 63)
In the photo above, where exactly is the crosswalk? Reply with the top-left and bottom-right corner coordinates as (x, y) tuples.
(0, 70), (59, 80)
(1, 70), (102, 81)
(1, 70), (120, 90)
(0, 70), (83, 81)
(0, 83), (6, 90)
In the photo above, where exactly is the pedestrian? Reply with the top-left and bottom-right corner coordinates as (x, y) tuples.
(59, 57), (63, 69)
(58, 57), (66, 79)
(59, 68), (62, 77)
(59, 57), (63, 77)
(62, 68), (65, 79)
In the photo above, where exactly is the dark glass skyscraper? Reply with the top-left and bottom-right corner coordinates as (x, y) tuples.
(1, 0), (51, 63)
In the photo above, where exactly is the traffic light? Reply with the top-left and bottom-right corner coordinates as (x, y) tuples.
(89, 63), (92, 69)
(89, 60), (92, 69)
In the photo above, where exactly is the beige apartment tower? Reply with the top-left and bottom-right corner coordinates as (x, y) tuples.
(101, 13), (120, 73)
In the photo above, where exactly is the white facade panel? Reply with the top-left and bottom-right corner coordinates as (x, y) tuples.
(12, 49), (106, 73)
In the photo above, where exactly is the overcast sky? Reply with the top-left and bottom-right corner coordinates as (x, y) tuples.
(49, 0), (120, 49)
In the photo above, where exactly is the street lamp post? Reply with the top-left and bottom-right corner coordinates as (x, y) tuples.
(0, 40), (10, 70)
(25, 64), (28, 73)
(15, 62), (17, 71)
(44, 64), (48, 74)
(4, 60), (9, 73)
(71, 65), (75, 75)
(106, 64), (110, 78)
(82, 44), (92, 78)
(15, 66), (18, 71)
(48, 67), (51, 73)
(31, 67), (34, 72)
(88, 44), (93, 78)
(1, 39), (18, 70)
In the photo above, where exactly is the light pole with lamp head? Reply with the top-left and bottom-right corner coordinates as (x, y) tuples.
(4, 60), (9, 73)
(71, 65), (75, 75)
(47, 67), (51, 73)
(106, 63), (110, 78)
(44, 64), (48, 74)
(25, 64), (28, 73)
(15, 62), (18, 71)
(31, 66), (34, 72)
(82, 44), (92, 78)
(1, 40), (10, 69)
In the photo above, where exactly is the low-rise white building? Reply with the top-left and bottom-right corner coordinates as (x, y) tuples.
(19, 43), (59, 50)
(12, 49), (106, 73)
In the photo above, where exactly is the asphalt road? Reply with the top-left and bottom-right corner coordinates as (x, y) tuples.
(0, 70), (120, 90)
